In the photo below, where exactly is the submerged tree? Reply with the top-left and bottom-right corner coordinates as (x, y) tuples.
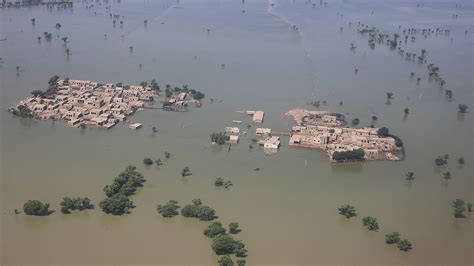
(362, 216), (379, 231)
(458, 104), (468, 113)
(218, 255), (234, 266)
(397, 239), (413, 252)
(452, 199), (466, 218)
(386, 92), (393, 99)
(405, 172), (415, 180)
(204, 221), (226, 238)
(338, 204), (356, 218)
(229, 222), (241, 234)
(23, 200), (51, 216)
(157, 200), (180, 217)
(385, 232), (401, 244)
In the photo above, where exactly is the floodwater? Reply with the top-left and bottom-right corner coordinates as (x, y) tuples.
(1, 0), (473, 265)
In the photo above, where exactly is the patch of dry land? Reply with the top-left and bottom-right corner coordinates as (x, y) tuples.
(286, 109), (403, 162)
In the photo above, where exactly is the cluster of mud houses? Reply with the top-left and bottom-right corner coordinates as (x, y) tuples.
(289, 124), (402, 161)
(8, 79), (156, 129)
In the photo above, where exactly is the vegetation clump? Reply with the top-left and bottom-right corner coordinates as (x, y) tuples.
(458, 104), (468, 113)
(452, 199), (466, 218)
(385, 232), (401, 244)
(99, 166), (145, 215)
(181, 166), (191, 176)
(229, 222), (241, 234)
(338, 204), (357, 218)
(362, 216), (379, 231)
(218, 255), (233, 266)
(215, 177), (233, 189)
(157, 200), (181, 217)
(23, 200), (51, 216)
(60, 197), (93, 214)
(435, 155), (448, 166)
(181, 199), (217, 221)
(397, 239), (413, 252)
(377, 127), (389, 137)
(11, 104), (34, 118)
(332, 149), (365, 162)
(211, 234), (247, 257)
(204, 221), (227, 238)
(210, 132), (230, 145)
(143, 158), (153, 165)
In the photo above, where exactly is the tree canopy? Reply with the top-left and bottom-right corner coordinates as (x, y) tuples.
(204, 221), (227, 238)
(332, 149), (365, 162)
(60, 197), (93, 214)
(157, 200), (181, 218)
(338, 204), (357, 218)
(23, 200), (51, 216)
(181, 199), (217, 221)
(362, 216), (379, 231)
(377, 127), (389, 137)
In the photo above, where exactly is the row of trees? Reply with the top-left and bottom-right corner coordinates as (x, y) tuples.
(338, 204), (412, 252)
(156, 199), (247, 265)
(99, 165), (145, 215)
(332, 149), (365, 162)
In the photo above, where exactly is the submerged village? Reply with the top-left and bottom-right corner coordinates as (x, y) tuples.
(10, 77), (403, 163)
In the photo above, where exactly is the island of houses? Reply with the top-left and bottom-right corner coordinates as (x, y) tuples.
(286, 109), (403, 161)
(8, 79), (157, 129)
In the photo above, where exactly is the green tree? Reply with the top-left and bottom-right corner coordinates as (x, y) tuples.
(404, 108), (409, 115)
(229, 222), (241, 234)
(377, 127), (389, 137)
(385, 232), (401, 244)
(164, 152), (171, 159)
(218, 255), (234, 266)
(210, 132), (229, 145)
(31, 90), (44, 97)
(212, 234), (238, 255)
(143, 158), (153, 165)
(204, 221), (226, 238)
(23, 200), (51, 216)
(362, 216), (379, 231)
(442, 171), (452, 180)
(351, 118), (360, 126)
(332, 149), (365, 162)
(452, 199), (466, 218)
(435, 156), (447, 166)
(48, 75), (60, 87)
(99, 193), (133, 215)
(237, 259), (246, 266)
(458, 157), (465, 165)
(405, 172), (415, 180)
(386, 92), (393, 99)
(397, 239), (413, 252)
(182, 166), (191, 176)
(215, 177), (224, 187)
(458, 104), (468, 113)
(157, 200), (180, 217)
(338, 204), (356, 218)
